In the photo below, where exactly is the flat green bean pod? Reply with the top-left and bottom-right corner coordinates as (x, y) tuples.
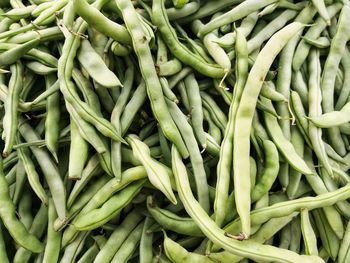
(127, 134), (177, 204)
(77, 39), (122, 88)
(233, 22), (305, 238)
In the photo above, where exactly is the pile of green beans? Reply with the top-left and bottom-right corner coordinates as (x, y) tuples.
(1, 0), (350, 262)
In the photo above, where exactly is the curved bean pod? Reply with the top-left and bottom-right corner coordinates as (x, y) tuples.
(152, 0), (225, 78)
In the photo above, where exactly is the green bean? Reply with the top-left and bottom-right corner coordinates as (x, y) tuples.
(0, 155), (43, 252)
(0, 37), (40, 68)
(167, 1), (200, 21)
(192, 19), (231, 73)
(78, 39), (122, 88)
(30, 79), (59, 105)
(68, 119), (89, 180)
(338, 220), (350, 263)
(247, 8), (299, 53)
(264, 109), (312, 175)
(67, 154), (102, 207)
(279, 224), (292, 249)
(26, 61), (57, 75)
(0, 17), (12, 33)
(66, 102), (107, 154)
(116, 0), (189, 158)
(61, 231), (90, 263)
(311, 0), (330, 25)
(168, 67), (192, 89)
(31, 1), (54, 17)
(198, 0), (278, 37)
(184, 73), (206, 148)
(214, 28), (248, 227)
(289, 217), (301, 253)
(301, 208), (318, 256)
(285, 126), (304, 199)
(152, 0), (225, 78)
(313, 209), (339, 260)
(144, 133), (160, 148)
(257, 97), (281, 118)
(291, 71), (308, 108)
(17, 188), (33, 229)
(111, 221), (144, 263)
(42, 198), (62, 263)
(203, 107), (221, 145)
(128, 135), (177, 201)
(181, 0), (240, 24)
(157, 126), (171, 167)
(251, 140), (279, 202)
(157, 58), (182, 77)
(219, 12), (259, 48)
(12, 159), (26, 205)
(204, 132), (220, 157)
(54, 176), (110, 232)
(200, 91), (227, 133)
(76, 242), (100, 263)
(309, 100), (350, 128)
(160, 77), (178, 103)
(147, 196), (203, 237)
(233, 22), (305, 238)
(13, 203), (48, 263)
(308, 49), (333, 176)
(171, 146), (323, 262)
(94, 210), (143, 263)
(72, 67), (101, 116)
(301, 36), (330, 49)
(18, 121), (66, 220)
(163, 233), (213, 263)
(166, 99), (210, 212)
(3, 62), (22, 156)
(111, 41), (131, 56)
(325, 142), (346, 164)
(140, 217), (154, 263)
(290, 90), (312, 147)
(73, 0), (131, 45)
(73, 179), (146, 230)
(44, 74), (60, 161)
(156, 34), (168, 64)
(335, 48), (350, 110)
(261, 81), (287, 102)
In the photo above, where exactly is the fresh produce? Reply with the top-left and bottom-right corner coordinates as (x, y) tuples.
(0, 0), (349, 262)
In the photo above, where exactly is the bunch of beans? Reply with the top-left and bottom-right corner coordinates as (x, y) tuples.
(1, 0), (350, 262)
